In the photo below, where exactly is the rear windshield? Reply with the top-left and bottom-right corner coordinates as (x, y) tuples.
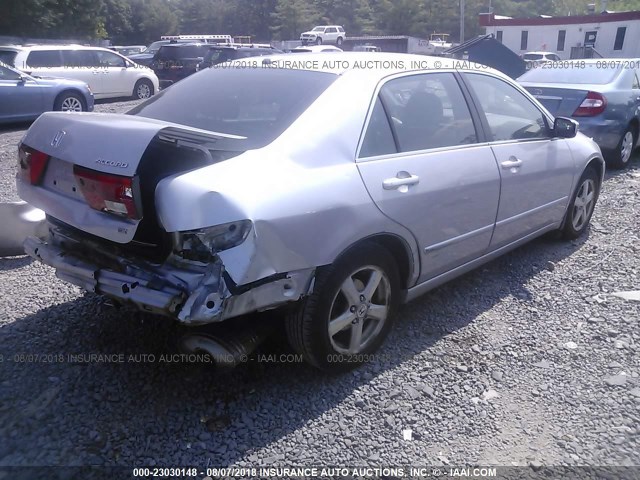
(128, 67), (337, 150)
(519, 64), (622, 84)
(0, 50), (17, 66)
(156, 45), (205, 59)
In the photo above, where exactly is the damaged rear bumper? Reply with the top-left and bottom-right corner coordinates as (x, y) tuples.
(24, 228), (314, 325)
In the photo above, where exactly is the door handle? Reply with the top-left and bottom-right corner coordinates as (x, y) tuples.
(383, 173), (420, 190)
(501, 157), (523, 169)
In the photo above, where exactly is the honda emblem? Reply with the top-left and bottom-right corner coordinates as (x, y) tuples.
(51, 130), (66, 148)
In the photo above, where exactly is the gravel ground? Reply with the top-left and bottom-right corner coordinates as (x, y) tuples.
(0, 100), (639, 474)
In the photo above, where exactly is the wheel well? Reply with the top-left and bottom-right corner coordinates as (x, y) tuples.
(335, 234), (414, 290)
(629, 118), (639, 141)
(586, 157), (604, 184)
(54, 89), (86, 109)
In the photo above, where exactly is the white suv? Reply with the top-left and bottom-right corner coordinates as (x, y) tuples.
(0, 45), (160, 100)
(300, 26), (346, 46)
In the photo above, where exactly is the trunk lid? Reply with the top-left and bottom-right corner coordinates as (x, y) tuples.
(19, 112), (245, 245)
(521, 84), (590, 117)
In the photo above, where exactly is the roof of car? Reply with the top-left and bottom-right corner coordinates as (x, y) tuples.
(208, 44), (275, 50)
(291, 46), (343, 53)
(160, 42), (208, 48)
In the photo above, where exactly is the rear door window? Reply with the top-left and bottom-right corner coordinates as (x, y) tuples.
(26, 50), (63, 68)
(359, 98), (397, 158)
(95, 50), (126, 67)
(379, 72), (479, 152)
(62, 50), (99, 67)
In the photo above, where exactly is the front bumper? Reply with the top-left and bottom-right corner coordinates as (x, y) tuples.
(24, 227), (314, 325)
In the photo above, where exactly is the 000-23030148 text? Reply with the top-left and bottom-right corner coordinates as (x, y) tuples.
(131, 467), (498, 478)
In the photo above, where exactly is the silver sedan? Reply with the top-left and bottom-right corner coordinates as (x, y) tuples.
(17, 53), (604, 371)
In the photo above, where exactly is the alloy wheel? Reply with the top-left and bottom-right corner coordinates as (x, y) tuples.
(61, 97), (83, 112)
(327, 266), (391, 354)
(621, 131), (634, 164)
(572, 178), (596, 231)
(137, 83), (151, 99)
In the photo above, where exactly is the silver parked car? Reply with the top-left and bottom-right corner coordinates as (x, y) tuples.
(0, 61), (94, 123)
(17, 53), (604, 371)
(519, 59), (640, 169)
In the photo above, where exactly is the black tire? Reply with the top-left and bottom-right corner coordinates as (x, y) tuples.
(286, 243), (400, 372)
(606, 125), (635, 169)
(53, 92), (85, 112)
(133, 79), (154, 100)
(315, 37), (323, 45)
(336, 37), (343, 46)
(561, 167), (600, 240)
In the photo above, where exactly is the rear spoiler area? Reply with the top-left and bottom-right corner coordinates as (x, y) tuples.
(21, 112), (246, 176)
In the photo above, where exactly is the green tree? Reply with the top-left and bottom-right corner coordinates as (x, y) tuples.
(101, 0), (133, 43)
(271, 0), (321, 39)
(130, 0), (179, 43)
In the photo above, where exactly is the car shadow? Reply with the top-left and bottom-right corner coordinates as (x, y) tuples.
(94, 97), (138, 105)
(0, 122), (32, 134)
(0, 255), (33, 272)
(0, 232), (589, 467)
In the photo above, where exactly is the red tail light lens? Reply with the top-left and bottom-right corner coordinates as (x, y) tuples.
(18, 144), (50, 185)
(73, 166), (142, 220)
(573, 91), (607, 117)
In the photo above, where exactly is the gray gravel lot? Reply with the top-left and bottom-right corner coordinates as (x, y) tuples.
(0, 99), (639, 472)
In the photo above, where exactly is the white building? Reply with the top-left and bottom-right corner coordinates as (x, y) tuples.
(479, 10), (640, 59)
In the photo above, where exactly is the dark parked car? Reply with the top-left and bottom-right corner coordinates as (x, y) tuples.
(197, 44), (281, 70)
(150, 43), (210, 87)
(0, 61), (93, 123)
(519, 59), (640, 169)
(128, 40), (192, 67)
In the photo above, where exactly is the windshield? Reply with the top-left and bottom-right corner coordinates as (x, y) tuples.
(128, 67), (337, 150)
(523, 53), (544, 60)
(519, 64), (622, 84)
(312, 27), (325, 32)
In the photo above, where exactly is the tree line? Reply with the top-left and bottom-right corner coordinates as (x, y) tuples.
(1, 0), (635, 45)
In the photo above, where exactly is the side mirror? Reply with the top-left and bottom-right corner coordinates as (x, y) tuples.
(554, 117), (578, 138)
(17, 74), (26, 83)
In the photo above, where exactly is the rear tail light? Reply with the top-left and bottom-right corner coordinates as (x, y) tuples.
(73, 166), (142, 220)
(573, 91), (607, 117)
(18, 144), (50, 185)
